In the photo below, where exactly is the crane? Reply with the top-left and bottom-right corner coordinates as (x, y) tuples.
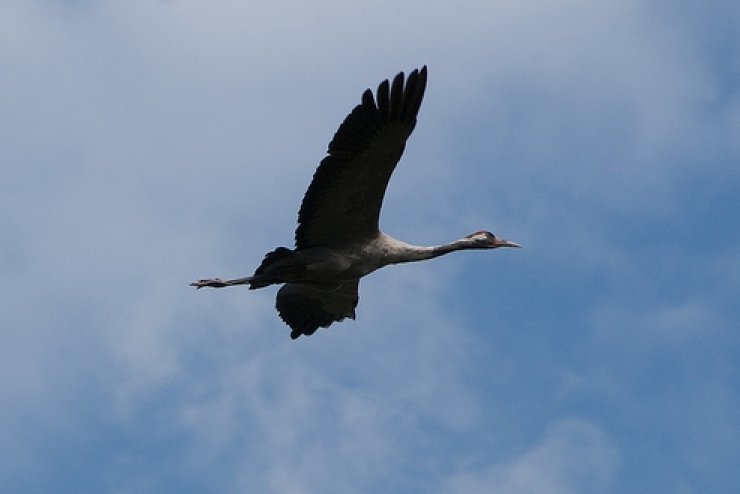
(191, 67), (520, 339)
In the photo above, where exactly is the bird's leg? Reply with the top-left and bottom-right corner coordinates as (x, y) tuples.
(190, 278), (228, 289)
(190, 276), (253, 289)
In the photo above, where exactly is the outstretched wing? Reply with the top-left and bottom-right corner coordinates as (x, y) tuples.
(276, 280), (360, 339)
(295, 67), (428, 249)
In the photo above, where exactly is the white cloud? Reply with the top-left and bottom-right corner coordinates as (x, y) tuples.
(442, 418), (620, 494)
(591, 300), (726, 354)
(164, 266), (484, 492)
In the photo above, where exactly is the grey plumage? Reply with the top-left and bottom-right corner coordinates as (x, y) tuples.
(192, 67), (520, 339)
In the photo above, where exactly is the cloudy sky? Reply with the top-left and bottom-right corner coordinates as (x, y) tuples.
(2, 0), (739, 492)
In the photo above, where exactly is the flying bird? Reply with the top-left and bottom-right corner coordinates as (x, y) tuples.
(191, 66), (520, 339)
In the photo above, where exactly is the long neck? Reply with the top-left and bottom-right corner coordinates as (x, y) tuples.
(383, 236), (477, 265)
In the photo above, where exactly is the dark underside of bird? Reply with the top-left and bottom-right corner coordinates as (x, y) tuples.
(191, 67), (521, 339)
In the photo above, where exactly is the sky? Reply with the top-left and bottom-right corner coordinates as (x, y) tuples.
(2, 0), (739, 492)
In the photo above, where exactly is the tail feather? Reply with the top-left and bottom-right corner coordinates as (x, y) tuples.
(254, 247), (293, 275)
(249, 247), (303, 289)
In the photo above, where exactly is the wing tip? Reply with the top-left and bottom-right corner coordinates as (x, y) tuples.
(378, 66), (428, 123)
(362, 66), (428, 122)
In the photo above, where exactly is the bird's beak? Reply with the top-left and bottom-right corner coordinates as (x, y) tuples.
(497, 239), (521, 248)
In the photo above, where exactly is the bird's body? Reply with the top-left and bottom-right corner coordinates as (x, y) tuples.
(268, 234), (404, 283)
(192, 67), (520, 339)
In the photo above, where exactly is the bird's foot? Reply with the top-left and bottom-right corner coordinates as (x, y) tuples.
(190, 278), (228, 289)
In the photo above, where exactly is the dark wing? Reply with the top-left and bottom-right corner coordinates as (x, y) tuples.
(276, 280), (360, 339)
(295, 66), (428, 248)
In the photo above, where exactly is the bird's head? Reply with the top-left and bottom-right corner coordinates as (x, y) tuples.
(464, 230), (521, 249)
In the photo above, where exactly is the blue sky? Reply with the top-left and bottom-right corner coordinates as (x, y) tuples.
(2, 0), (739, 492)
